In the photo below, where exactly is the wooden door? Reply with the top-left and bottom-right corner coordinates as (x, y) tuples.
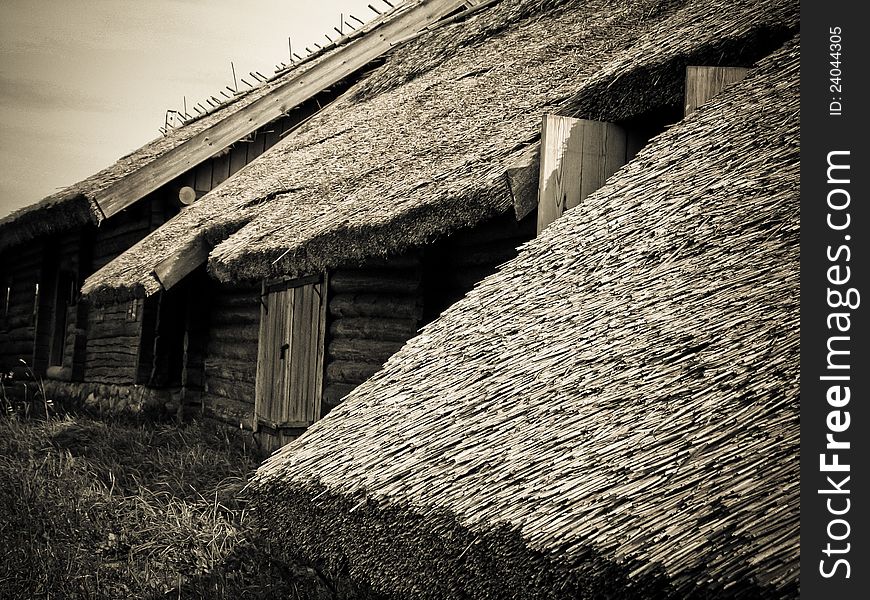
(254, 275), (327, 428)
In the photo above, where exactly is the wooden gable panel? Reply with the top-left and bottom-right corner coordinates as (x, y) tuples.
(537, 115), (627, 234)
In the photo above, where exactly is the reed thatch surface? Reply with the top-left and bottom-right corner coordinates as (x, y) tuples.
(0, 0), (416, 253)
(80, 0), (797, 303)
(248, 37), (800, 599)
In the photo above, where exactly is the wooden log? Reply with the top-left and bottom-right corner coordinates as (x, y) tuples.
(684, 66), (749, 116)
(327, 338), (405, 363)
(207, 324), (260, 344)
(0, 340), (33, 357)
(329, 317), (418, 342)
(204, 359), (257, 384)
(87, 321), (141, 339)
(330, 269), (421, 294)
(205, 375), (255, 402)
(209, 307), (260, 326)
(1, 326), (36, 343)
(93, 235), (149, 263)
(441, 243), (519, 268)
(426, 265), (500, 291)
(537, 115), (627, 234)
(342, 251), (422, 270)
(329, 293), (423, 320)
(322, 382), (358, 405)
(506, 145), (540, 221)
(325, 360), (383, 385)
(205, 340), (258, 361)
(203, 393), (254, 425)
(93, 217), (153, 241)
(178, 186), (197, 206)
(213, 290), (260, 306)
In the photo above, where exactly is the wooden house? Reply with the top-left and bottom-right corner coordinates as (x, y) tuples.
(248, 34), (800, 599)
(79, 0), (796, 450)
(0, 0), (477, 409)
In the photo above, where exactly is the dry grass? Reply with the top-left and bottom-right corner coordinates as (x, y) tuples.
(0, 411), (333, 599)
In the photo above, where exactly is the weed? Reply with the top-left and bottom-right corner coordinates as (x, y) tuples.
(0, 412), (333, 599)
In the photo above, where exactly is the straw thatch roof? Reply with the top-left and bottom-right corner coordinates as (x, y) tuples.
(80, 0), (797, 303)
(0, 0), (417, 252)
(248, 35), (800, 599)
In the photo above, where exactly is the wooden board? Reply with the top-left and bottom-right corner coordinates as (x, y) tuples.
(537, 115), (627, 234)
(152, 237), (210, 291)
(211, 150), (232, 187)
(94, 0), (469, 219)
(684, 66), (749, 116)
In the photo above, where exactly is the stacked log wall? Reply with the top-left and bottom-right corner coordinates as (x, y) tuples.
(84, 300), (143, 384)
(324, 254), (423, 416)
(0, 242), (43, 374)
(201, 283), (261, 427)
(421, 211), (536, 323)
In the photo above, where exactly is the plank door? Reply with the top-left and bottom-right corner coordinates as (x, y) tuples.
(254, 276), (327, 428)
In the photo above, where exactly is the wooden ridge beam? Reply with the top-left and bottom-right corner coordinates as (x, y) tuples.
(94, 0), (469, 220)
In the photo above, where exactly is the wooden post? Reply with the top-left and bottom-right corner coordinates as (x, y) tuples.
(536, 115), (627, 234)
(684, 66), (749, 116)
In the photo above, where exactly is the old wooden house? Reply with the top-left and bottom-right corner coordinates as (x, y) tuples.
(76, 0), (796, 453)
(0, 0), (479, 411)
(249, 30), (800, 599)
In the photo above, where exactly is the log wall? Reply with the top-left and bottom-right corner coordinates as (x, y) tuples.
(84, 299), (143, 384)
(324, 254), (423, 417)
(0, 241), (43, 375)
(201, 283), (261, 427)
(421, 211), (536, 323)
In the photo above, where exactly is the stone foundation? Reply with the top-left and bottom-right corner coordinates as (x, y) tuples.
(42, 379), (178, 417)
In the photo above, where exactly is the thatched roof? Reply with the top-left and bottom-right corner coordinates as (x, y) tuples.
(0, 0), (419, 252)
(248, 36), (800, 599)
(81, 0), (797, 303)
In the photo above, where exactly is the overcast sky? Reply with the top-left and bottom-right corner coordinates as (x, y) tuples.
(0, 0), (397, 220)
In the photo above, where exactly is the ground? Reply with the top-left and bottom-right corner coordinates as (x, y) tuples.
(0, 405), (335, 599)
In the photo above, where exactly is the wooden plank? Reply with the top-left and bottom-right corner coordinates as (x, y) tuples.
(228, 144), (248, 176)
(313, 276), (328, 422)
(253, 281), (268, 430)
(211, 150), (232, 187)
(684, 66), (749, 116)
(536, 115), (627, 234)
(194, 161), (213, 193)
(263, 128), (282, 153)
(247, 131), (267, 163)
(152, 237), (209, 291)
(94, 0), (468, 219)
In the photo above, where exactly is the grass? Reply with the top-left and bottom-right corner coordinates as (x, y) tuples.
(0, 409), (334, 599)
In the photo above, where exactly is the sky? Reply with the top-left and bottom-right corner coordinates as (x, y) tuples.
(0, 0), (399, 220)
